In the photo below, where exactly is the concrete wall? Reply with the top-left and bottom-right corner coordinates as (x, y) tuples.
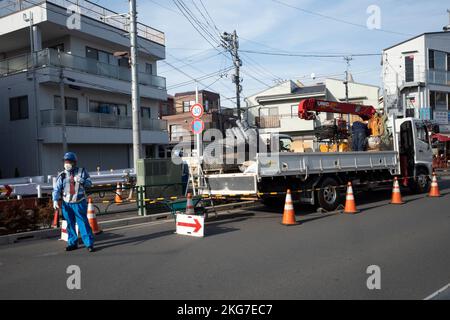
(41, 144), (131, 175)
(0, 73), (40, 178)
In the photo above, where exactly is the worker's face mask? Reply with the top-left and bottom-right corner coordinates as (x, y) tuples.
(64, 163), (73, 171)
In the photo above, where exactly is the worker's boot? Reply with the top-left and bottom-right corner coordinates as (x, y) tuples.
(87, 246), (95, 253)
(65, 244), (78, 252)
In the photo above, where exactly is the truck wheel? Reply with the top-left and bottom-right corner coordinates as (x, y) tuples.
(409, 167), (430, 194)
(317, 177), (342, 211)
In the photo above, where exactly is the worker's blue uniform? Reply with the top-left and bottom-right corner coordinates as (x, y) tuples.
(52, 167), (94, 248)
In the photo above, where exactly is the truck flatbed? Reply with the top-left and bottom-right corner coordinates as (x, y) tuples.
(202, 151), (399, 196)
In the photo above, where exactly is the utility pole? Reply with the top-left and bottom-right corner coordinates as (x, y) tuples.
(58, 48), (68, 154)
(221, 30), (242, 119)
(129, 0), (142, 171)
(344, 56), (353, 128)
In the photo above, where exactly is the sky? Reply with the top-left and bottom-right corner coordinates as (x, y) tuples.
(96, 0), (450, 108)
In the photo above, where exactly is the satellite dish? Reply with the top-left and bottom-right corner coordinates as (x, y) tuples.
(311, 73), (316, 80)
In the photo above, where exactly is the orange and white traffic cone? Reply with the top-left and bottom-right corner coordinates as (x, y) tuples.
(390, 177), (405, 204)
(87, 197), (102, 235)
(185, 193), (195, 215)
(429, 173), (441, 198)
(282, 189), (298, 226)
(115, 182), (123, 204)
(344, 182), (359, 214)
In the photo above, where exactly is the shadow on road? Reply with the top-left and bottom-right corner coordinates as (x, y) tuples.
(93, 213), (254, 251)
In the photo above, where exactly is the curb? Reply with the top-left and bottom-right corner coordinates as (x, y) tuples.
(0, 201), (260, 246)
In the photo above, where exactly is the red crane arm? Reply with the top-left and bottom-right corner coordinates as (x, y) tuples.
(298, 98), (376, 121)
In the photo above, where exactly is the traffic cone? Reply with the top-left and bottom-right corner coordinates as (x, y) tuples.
(115, 182), (123, 204)
(282, 189), (298, 226)
(344, 182), (359, 214)
(185, 193), (195, 215)
(390, 177), (405, 204)
(87, 197), (102, 235)
(429, 173), (441, 197)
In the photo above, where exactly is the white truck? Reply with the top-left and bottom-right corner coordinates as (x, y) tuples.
(200, 113), (433, 211)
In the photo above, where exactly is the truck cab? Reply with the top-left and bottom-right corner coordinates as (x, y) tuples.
(394, 117), (433, 192)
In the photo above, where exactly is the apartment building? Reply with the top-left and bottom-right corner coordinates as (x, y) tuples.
(163, 90), (224, 144)
(382, 31), (450, 133)
(0, 0), (169, 178)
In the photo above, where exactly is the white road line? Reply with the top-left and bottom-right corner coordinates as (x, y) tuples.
(424, 283), (450, 300)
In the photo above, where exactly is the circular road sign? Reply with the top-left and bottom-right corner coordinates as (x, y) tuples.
(190, 103), (204, 119)
(191, 119), (205, 134)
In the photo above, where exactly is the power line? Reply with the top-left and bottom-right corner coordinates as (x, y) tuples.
(240, 49), (382, 58)
(270, 0), (413, 37)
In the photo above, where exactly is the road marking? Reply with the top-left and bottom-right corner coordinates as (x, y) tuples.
(424, 283), (450, 300)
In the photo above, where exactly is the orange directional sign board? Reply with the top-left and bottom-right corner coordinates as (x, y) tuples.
(176, 214), (204, 238)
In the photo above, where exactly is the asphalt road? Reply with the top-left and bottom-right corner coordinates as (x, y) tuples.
(1, 180), (449, 300)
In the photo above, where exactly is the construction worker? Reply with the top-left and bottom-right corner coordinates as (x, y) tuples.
(351, 121), (370, 151)
(52, 152), (95, 252)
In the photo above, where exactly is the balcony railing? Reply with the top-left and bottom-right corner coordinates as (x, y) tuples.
(41, 109), (167, 131)
(255, 116), (281, 128)
(0, 0), (165, 46)
(0, 48), (166, 89)
(427, 70), (450, 86)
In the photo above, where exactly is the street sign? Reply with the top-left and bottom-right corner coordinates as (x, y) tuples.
(190, 103), (204, 119)
(176, 214), (204, 237)
(191, 119), (205, 134)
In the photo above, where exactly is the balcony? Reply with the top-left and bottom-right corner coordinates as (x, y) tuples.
(427, 70), (450, 86)
(0, 0), (165, 46)
(41, 109), (167, 131)
(0, 48), (166, 90)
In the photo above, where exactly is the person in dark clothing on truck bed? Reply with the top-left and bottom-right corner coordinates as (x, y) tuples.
(352, 121), (370, 151)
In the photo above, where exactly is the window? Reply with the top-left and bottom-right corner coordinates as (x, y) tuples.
(118, 57), (129, 67)
(205, 100), (209, 111)
(86, 47), (114, 65)
(260, 107), (279, 117)
(89, 101), (127, 116)
(448, 54), (450, 72)
(429, 50), (435, 69)
(415, 123), (429, 144)
(141, 107), (151, 118)
(54, 96), (78, 111)
(290, 105), (298, 118)
(86, 47), (98, 60)
(98, 51), (110, 64)
(405, 56), (414, 82)
(434, 51), (446, 70)
(145, 63), (153, 75)
(183, 100), (195, 113)
(170, 124), (184, 141)
(436, 92), (447, 110)
(9, 96), (28, 121)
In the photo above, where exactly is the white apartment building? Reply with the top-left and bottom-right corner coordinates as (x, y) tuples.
(0, 0), (169, 178)
(382, 31), (450, 133)
(245, 78), (380, 139)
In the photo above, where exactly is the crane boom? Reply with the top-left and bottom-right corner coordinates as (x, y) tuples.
(298, 98), (376, 121)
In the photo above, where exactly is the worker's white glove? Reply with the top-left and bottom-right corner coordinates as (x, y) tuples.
(74, 176), (84, 184)
(53, 201), (60, 210)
